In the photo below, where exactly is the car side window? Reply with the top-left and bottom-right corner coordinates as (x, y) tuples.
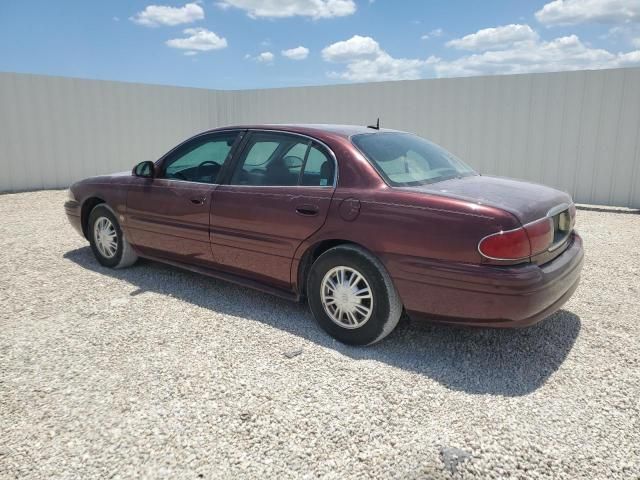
(244, 141), (279, 168)
(163, 133), (237, 183)
(230, 133), (308, 186)
(301, 144), (334, 186)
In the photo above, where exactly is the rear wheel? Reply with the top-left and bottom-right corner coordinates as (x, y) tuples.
(307, 245), (402, 345)
(88, 205), (138, 269)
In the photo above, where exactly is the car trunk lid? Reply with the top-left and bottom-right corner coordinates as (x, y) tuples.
(399, 175), (576, 264)
(398, 175), (573, 225)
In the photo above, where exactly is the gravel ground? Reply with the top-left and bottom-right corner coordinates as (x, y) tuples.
(1, 190), (639, 479)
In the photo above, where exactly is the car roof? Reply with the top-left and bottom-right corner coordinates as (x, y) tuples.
(211, 123), (403, 139)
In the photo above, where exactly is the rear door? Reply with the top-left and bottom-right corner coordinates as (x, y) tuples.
(210, 131), (337, 288)
(126, 130), (243, 265)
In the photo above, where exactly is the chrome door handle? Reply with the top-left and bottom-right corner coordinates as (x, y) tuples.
(295, 205), (319, 216)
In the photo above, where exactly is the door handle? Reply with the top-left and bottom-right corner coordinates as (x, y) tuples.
(295, 205), (319, 216)
(190, 197), (206, 205)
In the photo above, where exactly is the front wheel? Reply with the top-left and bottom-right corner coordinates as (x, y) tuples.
(88, 205), (138, 269)
(307, 245), (403, 345)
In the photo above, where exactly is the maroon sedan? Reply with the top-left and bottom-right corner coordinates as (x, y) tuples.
(65, 124), (584, 345)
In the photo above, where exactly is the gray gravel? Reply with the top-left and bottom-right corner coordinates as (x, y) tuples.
(1, 190), (639, 479)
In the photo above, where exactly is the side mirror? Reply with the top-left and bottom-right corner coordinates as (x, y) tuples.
(133, 161), (155, 178)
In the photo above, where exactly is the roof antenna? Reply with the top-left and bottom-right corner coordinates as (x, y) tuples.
(367, 118), (380, 130)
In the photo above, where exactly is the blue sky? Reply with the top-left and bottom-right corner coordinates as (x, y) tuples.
(1, 0), (639, 89)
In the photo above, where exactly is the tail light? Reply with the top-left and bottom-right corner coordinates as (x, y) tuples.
(478, 227), (531, 260)
(478, 217), (554, 261)
(526, 217), (555, 254)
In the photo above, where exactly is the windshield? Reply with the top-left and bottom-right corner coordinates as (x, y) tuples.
(352, 132), (476, 186)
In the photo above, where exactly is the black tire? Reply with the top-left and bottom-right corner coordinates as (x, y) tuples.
(88, 204), (138, 269)
(307, 245), (403, 345)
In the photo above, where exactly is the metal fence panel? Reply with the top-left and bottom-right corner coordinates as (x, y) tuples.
(1, 69), (639, 207)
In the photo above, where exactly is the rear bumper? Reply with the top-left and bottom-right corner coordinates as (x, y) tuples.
(388, 232), (584, 327)
(64, 200), (84, 238)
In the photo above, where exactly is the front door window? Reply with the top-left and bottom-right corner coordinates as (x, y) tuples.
(163, 133), (238, 184)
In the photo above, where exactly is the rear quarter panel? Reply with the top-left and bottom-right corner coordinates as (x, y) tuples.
(293, 185), (520, 291)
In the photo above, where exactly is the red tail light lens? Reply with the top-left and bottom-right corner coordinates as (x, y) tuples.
(479, 218), (554, 261)
(525, 217), (554, 255)
(478, 228), (531, 260)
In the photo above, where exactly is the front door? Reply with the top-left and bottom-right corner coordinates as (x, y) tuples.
(210, 131), (337, 288)
(126, 131), (242, 265)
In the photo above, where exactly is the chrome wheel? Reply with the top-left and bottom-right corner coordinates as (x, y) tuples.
(320, 266), (373, 329)
(93, 216), (118, 259)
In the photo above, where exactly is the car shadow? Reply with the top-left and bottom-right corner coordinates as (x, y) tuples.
(63, 247), (582, 397)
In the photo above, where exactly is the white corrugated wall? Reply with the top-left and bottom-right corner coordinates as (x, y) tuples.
(1, 68), (639, 207)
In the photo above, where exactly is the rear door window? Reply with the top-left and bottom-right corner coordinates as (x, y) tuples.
(230, 132), (335, 187)
(301, 145), (334, 186)
(243, 141), (279, 168)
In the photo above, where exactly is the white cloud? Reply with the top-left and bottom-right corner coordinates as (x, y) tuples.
(421, 28), (443, 40)
(434, 33), (640, 77)
(322, 35), (436, 82)
(130, 2), (204, 27)
(619, 49), (640, 65)
(256, 51), (275, 63)
(328, 54), (436, 82)
(282, 46), (310, 60)
(446, 24), (539, 51)
(322, 27), (640, 83)
(535, 0), (640, 26)
(216, 0), (356, 19)
(321, 35), (382, 62)
(166, 28), (227, 53)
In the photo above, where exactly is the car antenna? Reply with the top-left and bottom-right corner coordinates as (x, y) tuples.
(367, 118), (380, 130)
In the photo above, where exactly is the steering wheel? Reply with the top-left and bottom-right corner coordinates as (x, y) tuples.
(197, 161), (220, 182)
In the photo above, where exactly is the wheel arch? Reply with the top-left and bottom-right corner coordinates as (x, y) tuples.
(296, 239), (384, 299)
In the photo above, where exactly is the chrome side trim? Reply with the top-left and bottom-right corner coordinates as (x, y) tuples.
(133, 176), (336, 189)
(147, 178), (220, 187)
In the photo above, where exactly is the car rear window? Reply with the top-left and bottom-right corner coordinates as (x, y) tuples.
(352, 132), (476, 187)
